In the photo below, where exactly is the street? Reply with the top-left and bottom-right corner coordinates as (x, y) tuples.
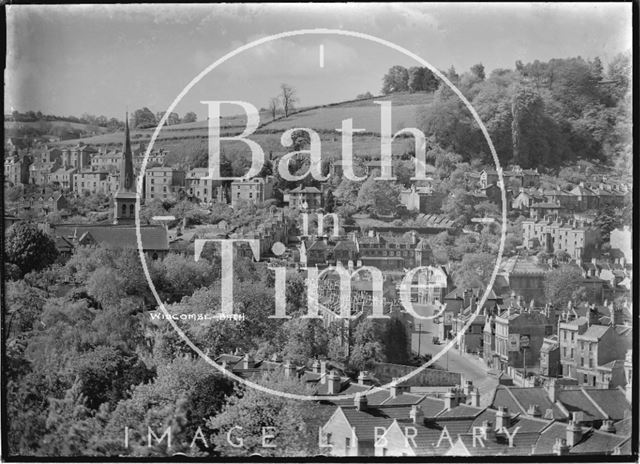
(409, 305), (498, 407)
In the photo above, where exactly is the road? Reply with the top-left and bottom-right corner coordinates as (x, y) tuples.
(408, 305), (498, 407)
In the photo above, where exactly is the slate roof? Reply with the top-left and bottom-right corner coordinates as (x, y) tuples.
(437, 404), (484, 419)
(578, 388), (629, 421)
(381, 392), (426, 406)
(340, 408), (394, 441)
(569, 429), (628, 455)
(578, 325), (610, 341)
(471, 409), (551, 434)
(491, 386), (567, 420)
(556, 390), (606, 421)
(451, 431), (541, 456)
(418, 397), (447, 417)
(614, 417), (632, 437)
(532, 422), (567, 455)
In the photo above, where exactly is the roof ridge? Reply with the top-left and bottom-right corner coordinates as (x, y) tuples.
(580, 387), (609, 419)
(554, 400), (570, 418)
(503, 386), (528, 414)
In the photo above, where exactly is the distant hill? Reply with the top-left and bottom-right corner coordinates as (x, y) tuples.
(5, 119), (113, 141)
(48, 92), (434, 148)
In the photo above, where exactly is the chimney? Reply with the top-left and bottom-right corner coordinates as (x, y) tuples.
(357, 371), (369, 386)
(444, 389), (458, 410)
(311, 360), (320, 374)
(409, 405), (424, 425)
(495, 406), (511, 430)
(527, 404), (542, 418)
(283, 360), (295, 379)
(390, 378), (403, 398)
(354, 393), (368, 411)
(463, 380), (474, 396)
(470, 388), (481, 407)
(566, 420), (582, 447)
(480, 420), (495, 441)
(546, 379), (561, 403)
(553, 438), (570, 455)
(320, 360), (328, 384)
(599, 419), (616, 434)
(327, 370), (341, 395)
(410, 230), (417, 245)
(242, 354), (254, 369)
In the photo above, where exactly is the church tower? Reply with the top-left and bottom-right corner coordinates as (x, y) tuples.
(113, 113), (138, 224)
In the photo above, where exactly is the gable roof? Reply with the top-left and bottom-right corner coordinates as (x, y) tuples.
(491, 386), (567, 420)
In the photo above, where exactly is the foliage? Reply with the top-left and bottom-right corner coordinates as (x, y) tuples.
(206, 372), (321, 457)
(5, 222), (58, 276)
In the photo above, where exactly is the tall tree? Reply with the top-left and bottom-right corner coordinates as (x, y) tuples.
(280, 84), (297, 117)
(382, 65), (409, 94)
(5, 222), (58, 276)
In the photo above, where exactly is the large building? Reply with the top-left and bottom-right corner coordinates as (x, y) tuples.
(145, 167), (185, 201)
(185, 168), (225, 204)
(485, 305), (554, 371)
(284, 185), (323, 209)
(354, 231), (432, 270)
(522, 218), (601, 259)
(73, 171), (110, 195)
(230, 176), (275, 208)
(4, 155), (31, 186)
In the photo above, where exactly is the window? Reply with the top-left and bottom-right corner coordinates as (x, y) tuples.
(326, 433), (332, 445)
(121, 204), (126, 214)
(589, 358), (593, 368)
(345, 437), (351, 448)
(129, 204), (134, 216)
(571, 348), (574, 358)
(563, 331), (567, 340)
(583, 374), (588, 384)
(581, 357), (584, 367)
(150, 187), (154, 192)
(571, 332), (575, 342)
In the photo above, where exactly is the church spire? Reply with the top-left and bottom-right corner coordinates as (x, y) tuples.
(120, 112), (134, 192)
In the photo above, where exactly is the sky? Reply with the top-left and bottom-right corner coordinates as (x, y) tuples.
(5, 3), (632, 120)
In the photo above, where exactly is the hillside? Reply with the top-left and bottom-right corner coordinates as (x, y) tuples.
(48, 92), (434, 148)
(5, 120), (112, 140)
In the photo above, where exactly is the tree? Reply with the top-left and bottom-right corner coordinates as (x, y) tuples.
(470, 63), (486, 81)
(182, 112), (198, 124)
(349, 319), (386, 371)
(206, 372), (321, 457)
(382, 65), (409, 94)
(452, 252), (496, 289)
(324, 189), (335, 213)
(356, 91), (374, 99)
(544, 265), (589, 309)
(5, 222), (58, 276)
(280, 84), (297, 117)
(356, 172), (401, 215)
(131, 107), (157, 129)
(268, 97), (279, 120)
(408, 67), (425, 92)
